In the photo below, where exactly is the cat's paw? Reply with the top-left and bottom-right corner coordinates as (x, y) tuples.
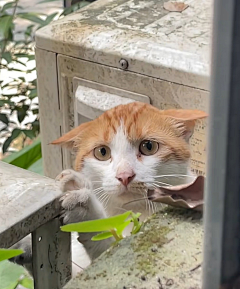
(60, 188), (92, 224)
(56, 169), (92, 192)
(56, 169), (105, 225)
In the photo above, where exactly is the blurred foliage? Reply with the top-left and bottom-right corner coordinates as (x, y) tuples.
(0, 249), (33, 289)
(0, 0), (91, 157)
(2, 137), (43, 174)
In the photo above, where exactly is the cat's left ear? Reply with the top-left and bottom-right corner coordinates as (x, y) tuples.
(50, 122), (90, 149)
(162, 109), (208, 141)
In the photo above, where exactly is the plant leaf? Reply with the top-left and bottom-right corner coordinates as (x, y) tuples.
(27, 158), (43, 175)
(0, 249), (24, 262)
(2, 128), (21, 153)
(116, 219), (131, 235)
(0, 260), (25, 289)
(19, 277), (34, 289)
(38, 0), (61, 3)
(2, 51), (12, 63)
(17, 13), (45, 25)
(22, 129), (36, 139)
(2, 2), (23, 12)
(61, 211), (132, 233)
(28, 88), (37, 99)
(60, 1), (90, 16)
(17, 107), (27, 122)
(0, 113), (9, 125)
(0, 15), (13, 40)
(2, 137), (42, 169)
(91, 232), (113, 241)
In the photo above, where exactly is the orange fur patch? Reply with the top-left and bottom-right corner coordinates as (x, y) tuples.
(51, 102), (207, 170)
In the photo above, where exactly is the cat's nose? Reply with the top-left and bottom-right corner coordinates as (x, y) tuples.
(116, 171), (136, 187)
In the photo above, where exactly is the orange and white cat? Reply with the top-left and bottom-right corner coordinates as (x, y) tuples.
(11, 102), (207, 275)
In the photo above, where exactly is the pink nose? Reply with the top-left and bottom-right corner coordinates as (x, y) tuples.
(116, 171), (136, 187)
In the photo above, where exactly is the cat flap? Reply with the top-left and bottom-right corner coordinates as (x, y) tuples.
(148, 176), (204, 211)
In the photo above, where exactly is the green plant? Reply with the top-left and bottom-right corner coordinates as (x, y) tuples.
(0, 248), (33, 289)
(61, 211), (142, 242)
(0, 0), (91, 157)
(2, 137), (43, 174)
(0, 0), (40, 154)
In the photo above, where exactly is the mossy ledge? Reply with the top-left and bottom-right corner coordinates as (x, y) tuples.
(65, 207), (203, 289)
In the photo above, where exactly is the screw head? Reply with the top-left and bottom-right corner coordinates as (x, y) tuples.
(119, 59), (128, 70)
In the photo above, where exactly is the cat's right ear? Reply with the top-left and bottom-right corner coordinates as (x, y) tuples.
(50, 122), (89, 149)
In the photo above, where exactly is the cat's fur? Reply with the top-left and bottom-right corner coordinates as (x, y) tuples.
(10, 102), (207, 275)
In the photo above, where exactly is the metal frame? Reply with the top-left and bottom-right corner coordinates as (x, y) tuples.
(203, 0), (240, 288)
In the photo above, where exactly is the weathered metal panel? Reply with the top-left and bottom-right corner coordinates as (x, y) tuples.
(36, 0), (211, 90)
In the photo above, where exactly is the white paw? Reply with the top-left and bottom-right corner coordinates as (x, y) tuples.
(56, 169), (106, 226)
(60, 188), (92, 224)
(55, 169), (92, 224)
(55, 169), (92, 192)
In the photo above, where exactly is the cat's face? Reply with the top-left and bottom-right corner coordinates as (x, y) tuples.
(52, 103), (206, 204)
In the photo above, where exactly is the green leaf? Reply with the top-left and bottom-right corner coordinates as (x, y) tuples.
(0, 15), (13, 40)
(24, 24), (35, 37)
(14, 53), (35, 61)
(2, 51), (12, 63)
(38, 0), (61, 3)
(32, 109), (39, 114)
(38, 12), (58, 28)
(17, 107), (27, 122)
(27, 158), (43, 175)
(17, 13), (45, 25)
(0, 249), (24, 262)
(0, 113), (9, 125)
(22, 129), (36, 139)
(60, 1), (90, 16)
(0, 260), (24, 289)
(2, 128), (21, 153)
(28, 88), (37, 99)
(2, 137), (42, 169)
(19, 277), (34, 289)
(61, 211), (132, 233)
(91, 231), (113, 241)
(2, 2), (23, 12)
(116, 219), (131, 235)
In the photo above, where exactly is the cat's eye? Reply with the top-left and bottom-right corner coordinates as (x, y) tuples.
(94, 145), (111, 161)
(139, 140), (159, 156)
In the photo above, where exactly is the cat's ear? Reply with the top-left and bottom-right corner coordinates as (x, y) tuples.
(51, 122), (89, 149)
(162, 109), (208, 141)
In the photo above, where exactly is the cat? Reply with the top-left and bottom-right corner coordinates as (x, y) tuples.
(10, 102), (207, 276)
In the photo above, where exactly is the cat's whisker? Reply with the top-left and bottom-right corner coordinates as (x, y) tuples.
(98, 193), (109, 203)
(94, 187), (105, 194)
(122, 197), (149, 207)
(149, 199), (154, 214)
(103, 196), (110, 210)
(153, 174), (195, 179)
(150, 180), (172, 187)
(99, 194), (110, 208)
(95, 189), (104, 195)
